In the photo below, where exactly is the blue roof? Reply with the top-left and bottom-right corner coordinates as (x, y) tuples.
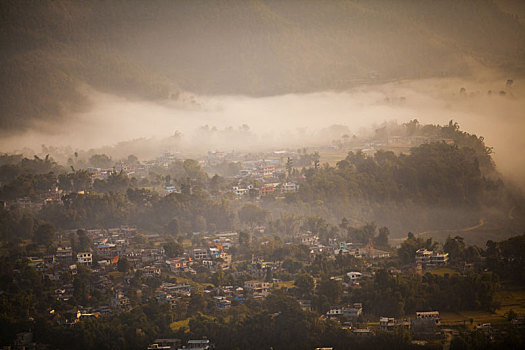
(97, 244), (115, 248)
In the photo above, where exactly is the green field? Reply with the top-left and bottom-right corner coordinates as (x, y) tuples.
(440, 285), (525, 327)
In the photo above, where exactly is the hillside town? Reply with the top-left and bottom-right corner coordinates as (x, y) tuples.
(8, 219), (461, 350)
(1, 122), (524, 349)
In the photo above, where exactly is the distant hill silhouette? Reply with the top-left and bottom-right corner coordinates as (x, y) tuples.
(1, 0), (524, 131)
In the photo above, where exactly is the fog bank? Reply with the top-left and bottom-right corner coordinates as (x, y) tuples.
(1, 76), (524, 185)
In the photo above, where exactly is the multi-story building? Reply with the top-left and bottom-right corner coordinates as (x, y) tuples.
(142, 266), (161, 278)
(429, 253), (448, 265)
(256, 163), (275, 178)
(96, 244), (118, 259)
(297, 233), (319, 246)
(244, 280), (271, 297)
(347, 272), (362, 282)
(192, 248), (209, 260)
(380, 317), (396, 331)
(56, 247), (73, 265)
(166, 257), (193, 273)
(232, 187), (248, 197)
(186, 339), (212, 350)
(416, 311), (440, 322)
(281, 182), (298, 193)
(260, 184), (276, 196)
(218, 252), (232, 270)
(415, 249), (448, 266)
(415, 249), (433, 264)
(326, 303), (363, 320)
(77, 252), (92, 265)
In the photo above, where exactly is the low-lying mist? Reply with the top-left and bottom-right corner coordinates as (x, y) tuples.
(2, 75), (524, 186)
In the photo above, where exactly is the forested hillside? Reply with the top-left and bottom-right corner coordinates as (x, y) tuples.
(1, 0), (524, 132)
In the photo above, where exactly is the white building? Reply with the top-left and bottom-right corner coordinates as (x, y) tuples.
(232, 187), (248, 197)
(415, 249), (448, 266)
(281, 182), (298, 193)
(326, 303), (362, 319)
(415, 249), (433, 264)
(347, 272), (362, 281)
(77, 252), (92, 265)
(416, 311), (440, 320)
(380, 317), (396, 331)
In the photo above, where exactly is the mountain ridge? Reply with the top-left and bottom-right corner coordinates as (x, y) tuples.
(1, 0), (524, 132)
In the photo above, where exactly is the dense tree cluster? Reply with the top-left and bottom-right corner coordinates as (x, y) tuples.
(298, 141), (491, 207)
(352, 270), (500, 317)
(484, 235), (525, 283)
(285, 124), (522, 234)
(38, 190), (234, 234)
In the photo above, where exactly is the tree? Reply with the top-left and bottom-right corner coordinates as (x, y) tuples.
(277, 212), (300, 235)
(302, 215), (328, 236)
(238, 203), (269, 229)
(209, 174), (223, 193)
(167, 218), (181, 236)
(294, 273), (315, 298)
(283, 258), (304, 274)
(444, 236), (466, 264)
(506, 309), (517, 321)
(317, 277), (342, 305)
(211, 270), (225, 287)
(187, 291), (206, 317)
(339, 217), (349, 232)
(239, 231), (251, 246)
(77, 229), (91, 251)
(73, 267), (91, 305)
(88, 154), (113, 168)
(93, 171), (129, 193)
(164, 240), (184, 258)
(286, 157), (293, 178)
(374, 226), (390, 248)
(117, 256), (130, 273)
(192, 215), (207, 233)
(127, 154), (139, 164)
(264, 268), (274, 282)
(18, 215), (34, 238)
(34, 222), (55, 246)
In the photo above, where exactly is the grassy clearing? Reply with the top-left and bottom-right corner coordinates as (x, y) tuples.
(108, 271), (124, 280)
(317, 150), (347, 166)
(275, 280), (295, 289)
(426, 267), (459, 277)
(495, 285), (525, 315)
(440, 310), (506, 326)
(170, 318), (190, 332)
(165, 273), (214, 289)
(440, 285), (525, 327)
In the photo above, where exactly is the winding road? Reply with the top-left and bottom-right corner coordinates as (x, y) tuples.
(415, 218), (485, 239)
